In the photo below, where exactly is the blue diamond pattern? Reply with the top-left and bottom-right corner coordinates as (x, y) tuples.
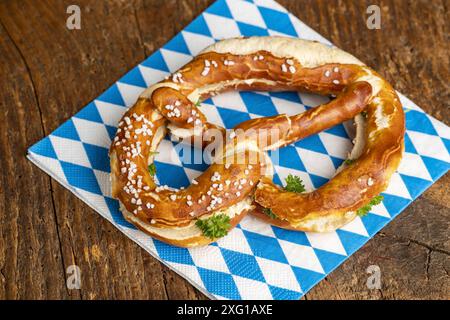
(221, 248), (265, 282)
(60, 161), (102, 195)
(185, 14), (213, 37)
(97, 84), (126, 106)
(294, 135), (328, 154)
(324, 123), (349, 138)
(75, 102), (103, 123)
(361, 213), (391, 237)
(291, 266), (325, 293)
(406, 110), (438, 136)
(312, 249), (346, 274)
(404, 133), (417, 153)
(277, 145), (306, 171)
(154, 161), (190, 189)
(52, 119), (80, 141)
(120, 67), (147, 88)
(141, 50), (170, 72)
(244, 230), (288, 264)
(165, 33), (191, 55)
(268, 285), (301, 300)
(198, 267), (241, 299)
(270, 91), (301, 103)
(83, 143), (110, 172)
(29, 136), (57, 158)
(259, 7), (297, 36)
(272, 227), (311, 247)
(330, 155), (345, 169)
(240, 92), (278, 116)
(237, 21), (269, 36)
(216, 106), (251, 128)
(400, 174), (432, 199)
(335, 229), (368, 256)
(208, 0), (234, 19)
(421, 156), (449, 180)
(309, 173), (329, 188)
(154, 240), (194, 265)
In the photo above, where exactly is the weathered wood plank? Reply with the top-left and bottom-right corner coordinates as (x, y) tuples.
(305, 232), (449, 300)
(0, 20), (69, 299)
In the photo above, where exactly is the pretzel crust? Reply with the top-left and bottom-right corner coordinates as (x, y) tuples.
(110, 36), (404, 246)
(121, 201), (252, 247)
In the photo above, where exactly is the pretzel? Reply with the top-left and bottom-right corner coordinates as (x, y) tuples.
(110, 36), (404, 247)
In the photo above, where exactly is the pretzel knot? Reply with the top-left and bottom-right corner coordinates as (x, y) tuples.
(110, 37), (405, 247)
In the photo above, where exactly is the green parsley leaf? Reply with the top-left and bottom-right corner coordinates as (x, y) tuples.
(194, 99), (201, 107)
(195, 214), (231, 239)
(148, 163), (156, 176)
(284, 174), (306, 193)
(361, 111), (368, 118)
(357, 195), (384, 217)
(344, 159), (356, 166)
(261, 175), (305, 219)
(262, 207), (278, 220)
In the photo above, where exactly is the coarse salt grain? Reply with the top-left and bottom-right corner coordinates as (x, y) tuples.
(201, 67), (210, 76)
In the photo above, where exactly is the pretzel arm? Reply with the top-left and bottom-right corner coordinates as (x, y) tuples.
(110, 97), (266, 246)
(253, 77), (404, 232)
(232, 81), (372, 151)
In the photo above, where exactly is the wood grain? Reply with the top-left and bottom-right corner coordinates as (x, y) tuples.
(0, 0), (448, 300)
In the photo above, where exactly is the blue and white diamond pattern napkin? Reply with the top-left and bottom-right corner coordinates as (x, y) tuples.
(28, 0), (449, 300)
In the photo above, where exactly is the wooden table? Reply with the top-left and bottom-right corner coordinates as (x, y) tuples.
(0, 0), (448, 300)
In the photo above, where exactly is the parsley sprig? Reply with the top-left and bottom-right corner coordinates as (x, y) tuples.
(357, 195), (384, 217)
(196, 214), (231, 239)
(344, 159), (356, 166)
(194, 99), (201, 107)
(148, 163), (156, 176)
(262, 207), (278, 219)
(262, 174), (305, 219)
(284, 174), (306, 193)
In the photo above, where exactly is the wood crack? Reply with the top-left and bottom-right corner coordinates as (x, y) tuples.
(379, 232), (450, 256)
(0, 268), (5, 283)
(425, 248), (431, 281)
(133, 1), (147, 57)
(161, 267), (171, 299)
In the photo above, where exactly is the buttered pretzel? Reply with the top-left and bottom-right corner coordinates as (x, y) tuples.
(110, 36), (404, 247)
